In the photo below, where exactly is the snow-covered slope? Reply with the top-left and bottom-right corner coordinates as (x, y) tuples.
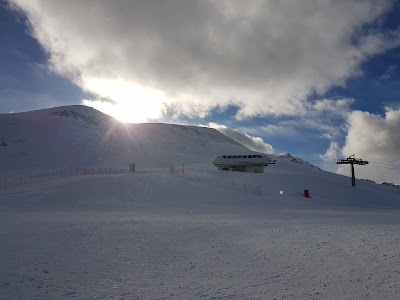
(2, 106), (400, 299)
(1, 169), (400, 299)
(0, 105), (252, 176)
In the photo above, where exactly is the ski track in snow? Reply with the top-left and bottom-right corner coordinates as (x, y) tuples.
(1, 172), (400, 300)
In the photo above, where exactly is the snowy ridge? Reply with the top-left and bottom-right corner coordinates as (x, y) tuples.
(278, 152), (314, 166)
(51, 109), (104, 127)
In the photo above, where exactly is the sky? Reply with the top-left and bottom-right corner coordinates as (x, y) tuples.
(1, 0), (400, 183)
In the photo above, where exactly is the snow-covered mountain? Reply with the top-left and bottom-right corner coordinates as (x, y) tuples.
(2, 105), (400, 299)
(0, 105), (254, 176)
(278, 152), (315, 166)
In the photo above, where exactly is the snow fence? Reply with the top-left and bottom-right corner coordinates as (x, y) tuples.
(0, 167), (130, 191)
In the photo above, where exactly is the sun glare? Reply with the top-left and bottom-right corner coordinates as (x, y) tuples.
(82, 78), (168, 123)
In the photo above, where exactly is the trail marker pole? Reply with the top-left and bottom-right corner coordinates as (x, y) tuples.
(337, 154), (369, 187)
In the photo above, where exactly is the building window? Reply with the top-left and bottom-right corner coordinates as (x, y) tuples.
(228, 156), (232, 158)
(243, 155), (247, 158)
(233, 156), (237, 158)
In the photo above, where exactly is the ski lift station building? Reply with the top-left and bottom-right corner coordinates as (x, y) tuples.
(213, 154), (273, 173)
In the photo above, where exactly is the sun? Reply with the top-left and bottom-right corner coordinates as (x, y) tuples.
(82, 78), (168, 123)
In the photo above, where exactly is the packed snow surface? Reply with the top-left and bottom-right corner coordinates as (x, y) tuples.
(1, 106), (400, 299)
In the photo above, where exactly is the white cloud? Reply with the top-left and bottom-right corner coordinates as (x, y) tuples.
(380, 65), (397, 80)
(330, 108), (400, 184)
(8, 0), (400, 120)
(321, 141), (341, 161)
(236, 97), (354, 139)
(318, 141), (344, 173)
(208, 122), (274, 154)
(260, 124), (297, 137)
(284, 98), (354, 139)
(342, 108), (400, 160)
(206, 97), (353, 152)
(311, 98), (355, 116)
(277, 118), (342, 140)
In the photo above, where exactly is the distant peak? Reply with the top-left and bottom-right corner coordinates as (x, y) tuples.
(278, 153), (316, 167)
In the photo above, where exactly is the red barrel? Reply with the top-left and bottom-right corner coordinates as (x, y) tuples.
(304, 189), (310, 198)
